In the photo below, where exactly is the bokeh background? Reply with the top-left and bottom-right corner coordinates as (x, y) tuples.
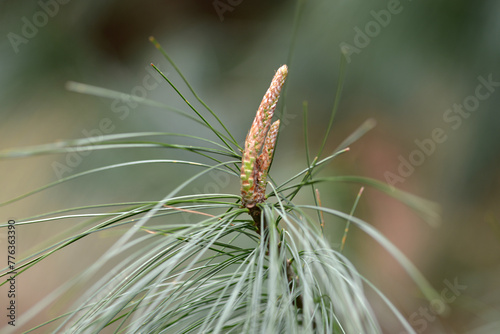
(1, 0), (500, 333)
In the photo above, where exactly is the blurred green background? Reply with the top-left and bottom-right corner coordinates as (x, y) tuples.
(1, 0), (500, 333)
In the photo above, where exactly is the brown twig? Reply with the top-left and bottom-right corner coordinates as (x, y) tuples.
(247, 204), (303, 310)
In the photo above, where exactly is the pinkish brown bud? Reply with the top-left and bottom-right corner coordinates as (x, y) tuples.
(241, 65), (287, 207)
